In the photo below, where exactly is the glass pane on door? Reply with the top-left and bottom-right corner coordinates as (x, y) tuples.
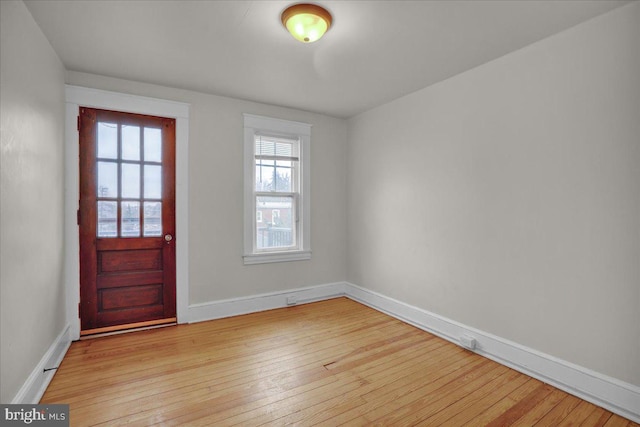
(97, 122), (117, 159)
(122, 125), (140, 161)
(121, 201), (140, 237)
(143, 202), (162, 236)
(121, 163), (140, 198)
(95, 118), (166, 239)
(97, 162), (118, 198)
(144, 128), (162, 162)
(97, 201), (117, 237)
(144, 165), (162, 199)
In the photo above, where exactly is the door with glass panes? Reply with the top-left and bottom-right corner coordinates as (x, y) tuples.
(78, 107), (176, 335)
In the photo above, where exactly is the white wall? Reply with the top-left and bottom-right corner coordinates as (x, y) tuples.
(0, 1), (67, 402)
(65, 71), (348, 305)
(347, 2), (640, 386)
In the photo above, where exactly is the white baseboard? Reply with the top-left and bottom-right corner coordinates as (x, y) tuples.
(344, 282), (640, 423)
(11, 324), (71, 404)
(186, 282), (347, 324)
(184, 281), (639, 421)
(27, 282), (634, 421)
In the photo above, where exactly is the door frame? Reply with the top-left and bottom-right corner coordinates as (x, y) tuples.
(65, 85), (189, 340)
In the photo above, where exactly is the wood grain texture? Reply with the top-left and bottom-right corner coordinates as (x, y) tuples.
(79, 107), (176, 331)
(41, 298), (638, 426)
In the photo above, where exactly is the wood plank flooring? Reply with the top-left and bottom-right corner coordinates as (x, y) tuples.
(41, 297), (637, 426)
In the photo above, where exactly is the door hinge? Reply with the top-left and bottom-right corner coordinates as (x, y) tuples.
(77, 116), (80, 131)
(77, 209), (81, 225)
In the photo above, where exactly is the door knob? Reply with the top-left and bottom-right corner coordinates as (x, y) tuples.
(164, 234), (173, 243)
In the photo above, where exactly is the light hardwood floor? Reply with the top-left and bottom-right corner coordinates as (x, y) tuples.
(41, 297), (637, 426)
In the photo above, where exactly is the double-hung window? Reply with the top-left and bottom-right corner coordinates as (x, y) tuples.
(243, 114), (311, 264)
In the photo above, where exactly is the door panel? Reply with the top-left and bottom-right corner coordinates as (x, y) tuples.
(79, 107), (176, 334)
(100, 249), (162, 272)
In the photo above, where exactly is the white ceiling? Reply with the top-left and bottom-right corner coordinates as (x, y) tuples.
(24, 0), (631, 118)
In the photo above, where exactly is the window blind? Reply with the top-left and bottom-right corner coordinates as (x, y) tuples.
(255, 135), (299, 161)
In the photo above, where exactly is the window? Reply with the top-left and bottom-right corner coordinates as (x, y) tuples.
(243, 114), (311, 264)
(95, 120), (164, 239)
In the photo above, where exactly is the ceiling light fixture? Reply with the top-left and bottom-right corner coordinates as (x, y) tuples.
(281, 3), (332, 43)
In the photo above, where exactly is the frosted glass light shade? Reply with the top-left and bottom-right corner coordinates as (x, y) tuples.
(281, 3), (332, 43)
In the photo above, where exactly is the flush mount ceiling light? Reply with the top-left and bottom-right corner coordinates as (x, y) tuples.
(281, 3), (332, 43)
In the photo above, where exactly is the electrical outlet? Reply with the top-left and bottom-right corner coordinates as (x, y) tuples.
(286, 296), (298, 305)
(459, 335), (476, 350)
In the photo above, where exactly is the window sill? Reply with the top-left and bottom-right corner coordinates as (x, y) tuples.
(243, 250), (311, 265)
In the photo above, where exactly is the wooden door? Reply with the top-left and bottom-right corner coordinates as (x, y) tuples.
(79, 107), (176, 335)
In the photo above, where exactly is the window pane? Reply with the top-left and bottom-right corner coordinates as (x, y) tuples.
(144, 128), (162, 162)
(121, 201), (140, 237)
(276, 160), (292, 167)
(144, 165), (162, 199)
(274, 163), (292, 192)
(255, 160), (275, 191)
(97, 122), (117, 159)
(256, 196), (295, 249)
(122, 125), (140, 160)
(256, 159), (294, 192)
(121, 163), (140, 198)
(97, 201), (117, 237)
(143, 202), (162, 236)
(97, 161), (118, 198)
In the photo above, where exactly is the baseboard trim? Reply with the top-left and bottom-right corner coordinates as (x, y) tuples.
(343, 282), (640, 423)
(11, 324), (71, 404)
(82, 279), (637, 422)
(186, 282), (347, 324)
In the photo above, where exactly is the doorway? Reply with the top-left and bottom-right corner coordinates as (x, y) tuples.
(78, 107), (176, 335)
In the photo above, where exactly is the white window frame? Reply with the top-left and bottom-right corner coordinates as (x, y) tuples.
(243, 114), (311, 265)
